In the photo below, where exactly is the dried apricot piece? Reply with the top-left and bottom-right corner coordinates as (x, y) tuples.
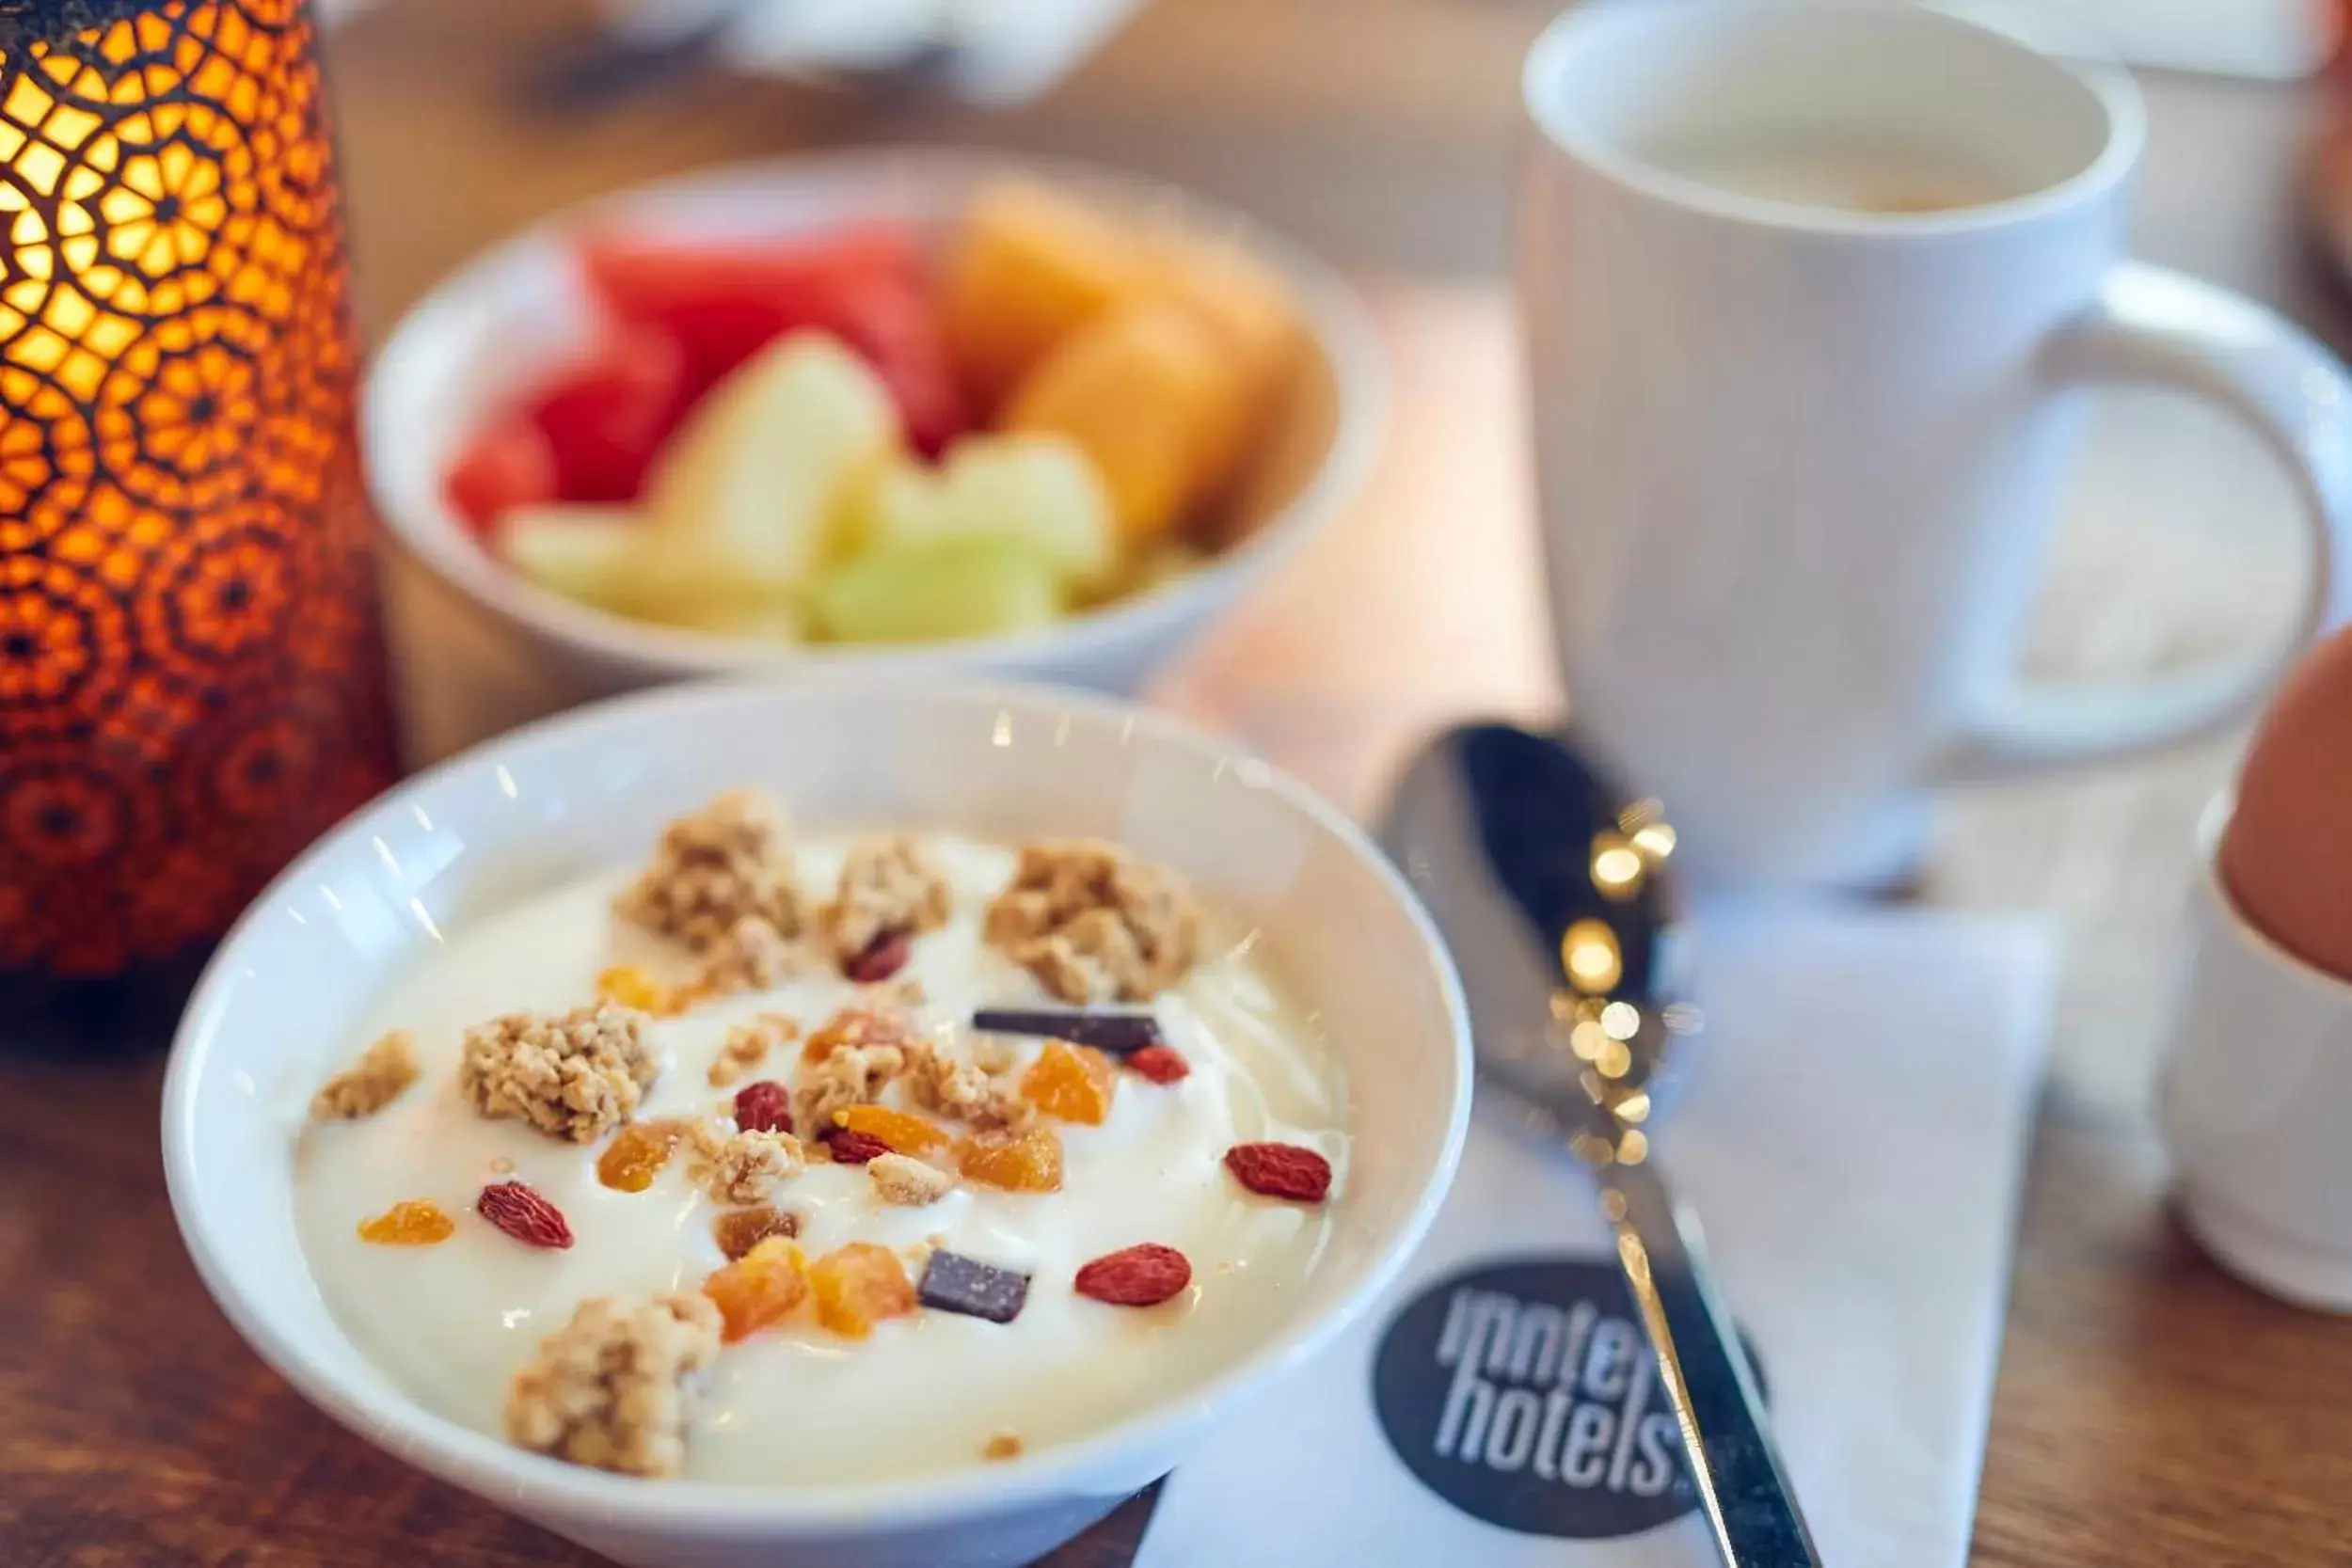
(357, 1198), (454, 1246)
(956, 1125), (1065, 1194)
(712, 1205), (800, 1261)
(832, 1102), (950, 1158)
(701, 1236), (809, 1342)
(596, 964), (691, 1018)
(1021, 1040), (1119, 1125)
(808, 1241), (918, 1339)
(596, 1118), (688, 1192)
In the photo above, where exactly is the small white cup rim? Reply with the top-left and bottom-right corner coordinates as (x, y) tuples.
(1520, 0), (2148, 242)
(2195, 790), (2352, 1005)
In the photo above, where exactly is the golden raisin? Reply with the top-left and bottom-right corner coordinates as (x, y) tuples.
(713, 1204), (800, 1260)
(832, 1103), (951, 1158)
(808, 1241), (918, 1339)
(595, 1118), (689, 1192)
(357, 1199), (455, 1246)
(956, 1126), (1065, 1194)
(702, 1236), (809, 1342)
(1021, 1040), (1119, 1126)
(596, 965), (693, 1019)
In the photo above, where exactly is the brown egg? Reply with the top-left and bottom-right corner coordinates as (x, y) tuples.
(2221, 623), (2352, 979)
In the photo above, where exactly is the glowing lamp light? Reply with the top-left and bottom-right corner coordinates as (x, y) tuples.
(0, 0), (393, 994)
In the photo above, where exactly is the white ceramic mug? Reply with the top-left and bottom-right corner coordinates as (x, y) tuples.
(2162, 795), (2352, 1312)
(1518, 0), (2352, 887)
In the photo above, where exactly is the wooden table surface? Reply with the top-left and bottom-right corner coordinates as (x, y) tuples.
(8, 0), (2352, 1562)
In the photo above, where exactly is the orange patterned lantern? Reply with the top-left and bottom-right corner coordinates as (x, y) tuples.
(0, 0), (394, 1022)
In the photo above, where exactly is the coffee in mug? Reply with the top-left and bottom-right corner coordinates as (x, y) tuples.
(1636, 134), (2021, 215)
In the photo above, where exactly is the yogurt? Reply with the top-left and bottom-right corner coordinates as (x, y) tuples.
(295, 832), (1348, 1483)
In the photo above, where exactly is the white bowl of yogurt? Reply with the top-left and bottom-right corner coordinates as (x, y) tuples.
(161, 678), (1471, 1568)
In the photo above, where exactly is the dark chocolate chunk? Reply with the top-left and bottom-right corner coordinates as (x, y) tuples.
(918, 1249), (1032, 1324)
(972, 1008), (1164, 1054)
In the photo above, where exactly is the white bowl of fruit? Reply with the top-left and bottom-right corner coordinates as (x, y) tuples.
(364, 150), (1383, 761)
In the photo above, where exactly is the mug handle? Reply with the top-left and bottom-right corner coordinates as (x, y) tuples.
(1938, 261), (2352, 780)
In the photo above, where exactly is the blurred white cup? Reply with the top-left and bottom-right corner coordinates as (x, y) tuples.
(1518, 0), (2352, 887)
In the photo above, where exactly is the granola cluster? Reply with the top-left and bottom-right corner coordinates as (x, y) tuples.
(825, 836), (953, 962)
(503, 1292), (723, 1479)
(902, 1037), (1031, 1132)
(868, 1151), (954, 1207)
(795, 1028), (911, 1141)
(692, 914), (804, 997)
(985, 839), (1201, 1003)
(459, 1004), (659, 1143)
(310, 1030), (420, 1121)
(707, 1013), (797, 1087)
(615, 789), (808, 952)
(691, 1127), (806, 1205)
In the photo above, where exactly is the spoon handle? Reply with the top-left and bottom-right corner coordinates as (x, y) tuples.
(1604, 1159), (1822, 1567)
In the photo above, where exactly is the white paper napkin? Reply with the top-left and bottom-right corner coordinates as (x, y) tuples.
(1137, 903), (2055, 1566)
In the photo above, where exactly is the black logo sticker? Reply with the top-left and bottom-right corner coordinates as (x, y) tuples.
(1370, 1257), (1765, 1540)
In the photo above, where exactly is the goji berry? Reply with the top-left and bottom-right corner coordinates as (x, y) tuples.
(844, 930), (912, 983)
(733, 1079), (793, 1134)
(1224, 1142), (1332, 1204)
(477, 1180), (575, 1248)
(825, 1128), (890, 1164)
(1073, 1243), (1192, 1307)
(1126, 1045), (1191, 1085)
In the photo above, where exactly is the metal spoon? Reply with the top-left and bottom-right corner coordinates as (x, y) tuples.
(1379, 722), (1822, 1568)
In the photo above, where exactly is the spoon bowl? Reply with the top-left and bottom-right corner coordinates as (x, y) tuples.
(1381, 723), (1694, 1125)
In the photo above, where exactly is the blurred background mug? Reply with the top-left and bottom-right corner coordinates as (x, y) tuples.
(1518, 0), (2352, 888)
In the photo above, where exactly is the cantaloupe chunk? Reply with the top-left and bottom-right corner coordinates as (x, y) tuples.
(1145, 233), (1303, 506)
(1004, 302), (1242, 546)
(940, 181), (1154, 412)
